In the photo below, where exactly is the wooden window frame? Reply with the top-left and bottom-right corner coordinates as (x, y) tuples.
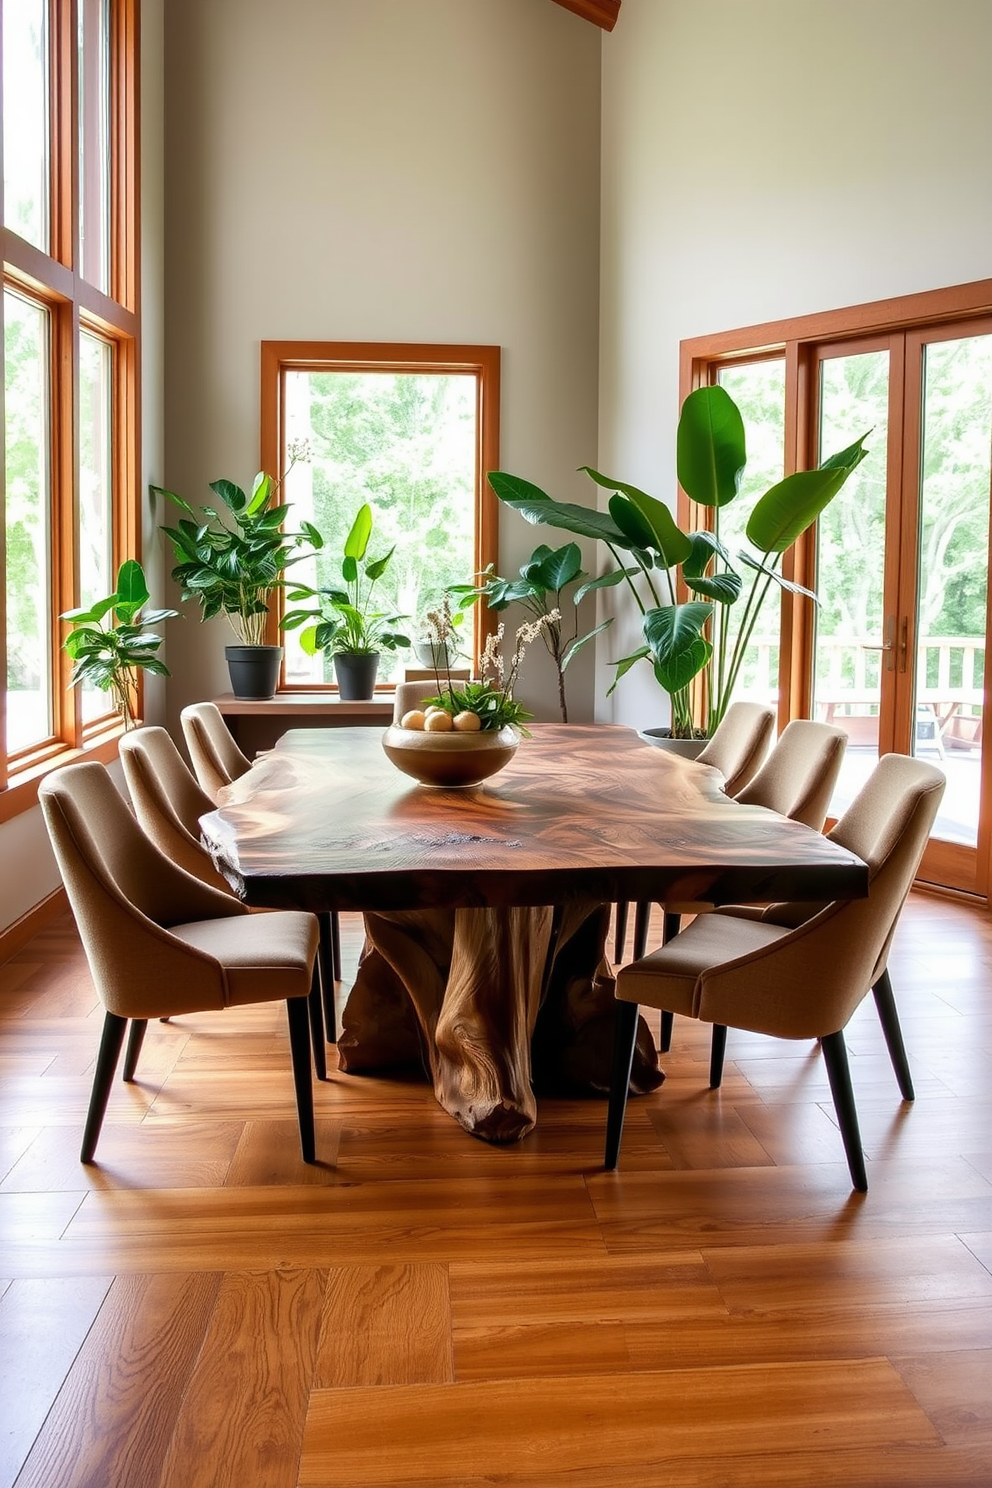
(259, 340), (501, 691)
(1, 0), (140, 823)
(678, 278), (992, 732)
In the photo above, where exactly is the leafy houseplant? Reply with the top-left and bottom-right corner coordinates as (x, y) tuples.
(60, 560), (177, 729)
(155, 448), (322, 698)
(281, 503), (410, 698)
(452, 542), (612, 724)
(489, 385), (869, 737)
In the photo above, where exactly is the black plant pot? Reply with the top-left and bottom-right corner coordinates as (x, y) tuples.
(225, 644), (283, 700)
(334, 651), (379, 701)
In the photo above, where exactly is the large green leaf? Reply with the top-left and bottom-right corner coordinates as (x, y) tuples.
(676, 385), (747, 508)
(642, 602), (713, 663)
(488, 471), (552, 507)
(245, 472), (272, 516)
(344, 504), (373, 563)
(608, 493), (657, 552)
(573, 567), (636, 605)
(114, 560), (149, 619)
(209, 478), (247, 513)
(496, 491), (636, 548)
(653, 635), (712, 692)
(534, 542), (583, 591)
(561, 618), (612, 669)
(746, 434), (869, 552)
(685, 570), (742, 604)
(583, 468), (693, 566)
(682, 528), (733, 577)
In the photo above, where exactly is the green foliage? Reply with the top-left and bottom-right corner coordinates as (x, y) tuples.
(489, 385), (869, 736)
(60, 560), (177, 729)
(424, 679), (533, 735)
(281, 503), (410, 657)
(156, 464), (323, 645)
(450, 541), (612, 723)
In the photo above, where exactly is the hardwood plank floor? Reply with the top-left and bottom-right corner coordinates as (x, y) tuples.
(0, 892), (990, 1487)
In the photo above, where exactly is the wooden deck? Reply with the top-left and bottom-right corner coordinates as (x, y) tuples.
(1, 894), (991, 1486)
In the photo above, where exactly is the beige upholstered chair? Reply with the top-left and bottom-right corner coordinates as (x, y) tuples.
(119, 726), (231, 892)
(618, 701), (778, 964)
(181, 700), (342, 1005)
(39, 761), (320, 1164)
(606, 753), (945, 1190)
(652, 719), (849, 1050)
(696, 701), (776, 797)
(180, 701), (251, 798)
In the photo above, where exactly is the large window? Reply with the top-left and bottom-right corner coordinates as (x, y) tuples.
(260, 342), (500, 687)
(2, 0), (138, 815)
(681, 279), (992, 899)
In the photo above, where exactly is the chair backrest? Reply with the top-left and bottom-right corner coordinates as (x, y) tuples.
(700, 754), (945, 1039)
(119, 726), (232, 891)
(735, 719), (847, 829)
(39, 761), (243, 1018)
(696, 702), (776, 796)
(180, 702), (251, 797)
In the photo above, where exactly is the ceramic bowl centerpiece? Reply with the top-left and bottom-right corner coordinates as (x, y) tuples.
(381, 606), (551, 788)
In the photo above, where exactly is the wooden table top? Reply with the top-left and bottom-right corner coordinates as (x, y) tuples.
(199, 724), (869, 913)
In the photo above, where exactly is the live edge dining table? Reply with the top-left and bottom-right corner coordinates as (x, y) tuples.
(198, 724), (868, 1145)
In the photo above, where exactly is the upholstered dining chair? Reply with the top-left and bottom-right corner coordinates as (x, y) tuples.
(652, 719), (849, 1051)
(616, 701), (777, 964)
(179, 700), (252, 798)
(120, 726), (330, 1079)
(180, 700), (343, 1004)
(606, 753), (945, 1190)
(39, 761), (320, 1164)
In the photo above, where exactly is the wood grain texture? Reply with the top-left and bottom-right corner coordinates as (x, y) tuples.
(2, 894), (991, 1486)
(157, 1268), (327, 1488)
(14, 1272), (220, 1488)
(315, 1264), (452, 1386)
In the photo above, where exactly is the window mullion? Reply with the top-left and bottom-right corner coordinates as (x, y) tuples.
(50, 0), (78, 270)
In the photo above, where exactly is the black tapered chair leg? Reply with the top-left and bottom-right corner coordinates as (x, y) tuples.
(81, 1012), (129, 1163)
(287, 997), (317, 1163)
(663, 912), (682, 943)
(613, 901), (629, 964)
(633, 902), (652, 960)
(308, 965), (327, 1081)
(604, 999), (640, 1169)
(872, 968), (915, 1101)
(330, 909), (342, 983)
(659, 1010), (674, 1053)
(122, 1018), (148, 1082)
(318, 912), (337, 1043)
(709, 1023), (728, 1088)
(821, 1029), (868, 1192)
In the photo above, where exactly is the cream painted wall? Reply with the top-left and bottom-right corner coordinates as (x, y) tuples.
(597, 0), (992, 729)
(0, 0), (166, 938)
(161, 0), (603, 732)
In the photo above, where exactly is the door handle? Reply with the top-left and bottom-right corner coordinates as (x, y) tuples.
(861, 617), (896, 671)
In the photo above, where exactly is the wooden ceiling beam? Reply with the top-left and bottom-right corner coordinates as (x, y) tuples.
(549, 0), (621, 32)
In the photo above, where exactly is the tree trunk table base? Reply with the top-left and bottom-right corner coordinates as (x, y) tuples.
(337, 900), (662, 1142)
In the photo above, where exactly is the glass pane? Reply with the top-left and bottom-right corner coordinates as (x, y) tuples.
(913, 334), (991, 848)
(812, 351), (890, 818)
(715, 360), (786, 713)
(78, 329), (114, 722)
(282, 370), (479, 686)
(3, 0), (50, 252)
(4, 289), (53, 752)
(79, 0), (111, 290)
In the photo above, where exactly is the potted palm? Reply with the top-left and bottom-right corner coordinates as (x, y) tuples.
(155, 447), (322, 699)
(60, 559), (177, 728)
(489, 385), (869, 737)
(281, 503), (409, 699)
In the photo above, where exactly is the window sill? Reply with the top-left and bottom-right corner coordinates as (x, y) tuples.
(0, 719), (127, 825)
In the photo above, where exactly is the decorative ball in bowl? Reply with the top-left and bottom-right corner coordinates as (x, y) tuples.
(382, 714), (520, 787)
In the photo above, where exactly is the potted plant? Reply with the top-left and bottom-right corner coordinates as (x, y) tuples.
(489, 385), (869, 738)
(60, 559), (177, 729)
(155, 445), (322, 699)
(451, 542), (612, 723)
(281, 503), (409, 699)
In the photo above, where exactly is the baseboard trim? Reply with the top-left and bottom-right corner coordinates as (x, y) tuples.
(0, 888), (69, 965)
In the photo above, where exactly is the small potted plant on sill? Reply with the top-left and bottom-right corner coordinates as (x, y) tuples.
(489, 385), (870, 740)
(60, 559), (177, 729)
(281, 502), (410, 700)
(154, 442), (322, 700)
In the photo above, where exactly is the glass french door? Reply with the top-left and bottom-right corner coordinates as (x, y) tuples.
(811, 321), (992, 896)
